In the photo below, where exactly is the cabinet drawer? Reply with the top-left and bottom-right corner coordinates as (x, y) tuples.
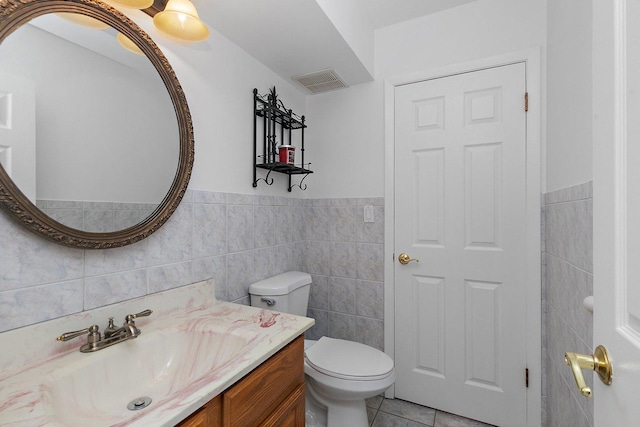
(223, 335), (304, 427)
(178, 395), (221, 427)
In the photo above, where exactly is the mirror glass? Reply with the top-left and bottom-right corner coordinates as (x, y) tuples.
(0, 13), (179, 233)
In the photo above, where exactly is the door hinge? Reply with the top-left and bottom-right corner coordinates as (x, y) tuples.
(525, 368), (529, 388)
(524, 92), (529, 112)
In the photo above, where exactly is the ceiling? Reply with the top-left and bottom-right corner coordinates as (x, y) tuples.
(196, 0), (477, 93)
(352, 0), (477, 30)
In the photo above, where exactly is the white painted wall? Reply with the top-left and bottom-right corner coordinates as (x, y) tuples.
(305, 80), (384, 199)
(375, 0), (546, 77)
(3, 1), (551, 202)
(546, 0), (592, 191)
(0, 2), (556, 202)
(306, 0), (546, 198)
(128, 13), (308, 197)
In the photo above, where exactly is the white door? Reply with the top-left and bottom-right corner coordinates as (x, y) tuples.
(592, 0), (640, 424)
(0, 72), (36, 201)
(394, 63), (527, 426)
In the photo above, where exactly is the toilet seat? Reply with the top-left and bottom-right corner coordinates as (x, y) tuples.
(304, 337), (394, 381)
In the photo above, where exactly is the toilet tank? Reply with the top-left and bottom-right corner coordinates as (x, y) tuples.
(249, 271), (311, 316)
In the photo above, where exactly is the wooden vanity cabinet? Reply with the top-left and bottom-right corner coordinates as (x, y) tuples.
(176, 335), (305, 427)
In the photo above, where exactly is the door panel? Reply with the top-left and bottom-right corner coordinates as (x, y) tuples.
(464, 142), (502, 249)
(593, 0), (640, 424)
(413, 275), (446, 376)
(465, 279), (502, 392)
(415, 148), (445, 246)
(394, 63), (527, 426)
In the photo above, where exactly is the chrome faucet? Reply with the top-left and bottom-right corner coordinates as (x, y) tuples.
(57, 309), (153, 353)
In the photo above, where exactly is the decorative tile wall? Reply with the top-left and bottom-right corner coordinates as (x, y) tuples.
(543, 181), (593, 427)
(0, 192), (386, 351)
(0, 190), (305, 332)
(302, 197), (385, 351)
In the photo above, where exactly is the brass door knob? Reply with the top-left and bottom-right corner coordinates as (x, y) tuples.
(564, 345), (612, 397)
(398, 253), (420, 265)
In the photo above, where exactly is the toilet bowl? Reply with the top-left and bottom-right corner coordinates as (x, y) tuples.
(304, 338), (395, 427)
(249, 272), (396, 427)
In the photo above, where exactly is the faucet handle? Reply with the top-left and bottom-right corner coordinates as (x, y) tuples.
(57, 324), (100, 342)
(103, 317), (119, 338)
(125, 309), (153, 323)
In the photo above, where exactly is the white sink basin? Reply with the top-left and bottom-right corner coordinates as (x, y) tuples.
(0, 280), (314, 427)
(45, 328), (249, 426)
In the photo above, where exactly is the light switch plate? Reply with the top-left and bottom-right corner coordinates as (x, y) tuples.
(364, 205), (374, 223)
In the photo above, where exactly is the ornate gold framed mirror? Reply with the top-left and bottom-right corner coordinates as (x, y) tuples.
(0, 0), (194, 249)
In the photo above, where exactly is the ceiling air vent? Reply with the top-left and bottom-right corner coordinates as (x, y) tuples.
(292, 69), (348, 94)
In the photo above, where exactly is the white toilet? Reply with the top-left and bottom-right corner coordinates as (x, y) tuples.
(249, 271), (396, 427)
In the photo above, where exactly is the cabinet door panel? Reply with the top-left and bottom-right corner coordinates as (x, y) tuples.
(260, 383), (305, 427)
(223, 336), (304, 427)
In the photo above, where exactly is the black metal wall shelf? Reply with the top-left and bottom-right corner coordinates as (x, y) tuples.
(255, 105), (305, 129)
(253, 87), (312, 192)
(256, 163), (312, 174)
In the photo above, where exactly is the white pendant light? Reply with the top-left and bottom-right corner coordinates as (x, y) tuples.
(106, 0), (154, 9)
(117, 33), (145, 55)
(153, 0), (209, 42)
(57, 13), (109, 30)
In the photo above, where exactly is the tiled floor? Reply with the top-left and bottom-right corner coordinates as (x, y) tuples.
(366, 396), (496, 427)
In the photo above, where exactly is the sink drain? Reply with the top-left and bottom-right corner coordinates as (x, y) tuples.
(127, 396), (152, 411)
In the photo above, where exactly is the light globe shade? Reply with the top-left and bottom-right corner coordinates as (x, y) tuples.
(117, 33), (145, 55)
(153, 0), (209, 42)
(56, 13), (109, 30)
(106, 0), (154, 9)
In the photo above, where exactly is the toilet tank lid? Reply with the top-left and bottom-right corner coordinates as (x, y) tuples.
(249, 271), (312, 296)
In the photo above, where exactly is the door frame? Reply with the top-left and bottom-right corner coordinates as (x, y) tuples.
(383, 48), (542, 427)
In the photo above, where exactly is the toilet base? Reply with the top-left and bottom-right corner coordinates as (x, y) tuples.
(305, 391), (327, 427)
(305, 379), (369, 427)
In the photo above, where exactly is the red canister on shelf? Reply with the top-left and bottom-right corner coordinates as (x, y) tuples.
(278, 145), (295, 165)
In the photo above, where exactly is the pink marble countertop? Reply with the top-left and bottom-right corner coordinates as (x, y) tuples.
(0, 280), (314, 426)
